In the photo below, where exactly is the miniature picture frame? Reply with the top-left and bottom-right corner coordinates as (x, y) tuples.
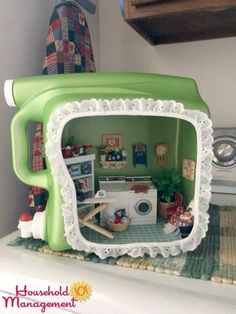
(102, 134), (122, 149)
(183, 159), (196, 181)
(133, 143), (147, 167)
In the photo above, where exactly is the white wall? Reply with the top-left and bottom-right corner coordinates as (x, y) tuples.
(0, 0), (99, 237)
(99, 0), (236, 128)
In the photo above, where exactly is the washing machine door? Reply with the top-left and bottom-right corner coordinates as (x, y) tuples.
(134, 199), (152, 215)
(213, 135), (236, 168)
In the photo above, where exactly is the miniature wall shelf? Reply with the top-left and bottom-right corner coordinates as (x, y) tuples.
(100, 161), (127, 170)
(122, 0), (236, 45)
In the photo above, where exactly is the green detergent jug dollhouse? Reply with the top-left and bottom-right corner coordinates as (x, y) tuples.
(4, 73), (213, 259)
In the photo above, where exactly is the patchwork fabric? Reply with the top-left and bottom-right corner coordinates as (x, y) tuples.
(29, 2), (95, 212)
(43, 2), (95, 74)
(30, 123), (48, 212)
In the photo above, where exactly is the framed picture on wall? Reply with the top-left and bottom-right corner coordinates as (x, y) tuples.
(133, 143), (147, 167)
(102, 134), (122, 149)
(182, 158), (196, 181)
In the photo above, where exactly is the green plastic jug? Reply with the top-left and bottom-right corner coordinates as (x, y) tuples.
(5, 73), (213, 259)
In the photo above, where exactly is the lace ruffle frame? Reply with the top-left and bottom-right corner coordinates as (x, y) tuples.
(46, 98), (213, 259)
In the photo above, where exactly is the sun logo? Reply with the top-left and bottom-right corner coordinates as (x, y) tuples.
(69, 281), (92, 302)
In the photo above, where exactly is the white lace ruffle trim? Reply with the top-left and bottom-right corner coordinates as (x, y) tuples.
(45, 98), (213, 259)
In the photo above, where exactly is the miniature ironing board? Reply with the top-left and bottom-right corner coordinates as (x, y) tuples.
(79, 197), (115, 239)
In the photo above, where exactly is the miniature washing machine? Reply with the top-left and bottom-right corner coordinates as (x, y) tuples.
(99, 176), (129, 226)
(126, 176), (157, 225)
(99, 176), (157, 225)
(211, 128), (236, 205)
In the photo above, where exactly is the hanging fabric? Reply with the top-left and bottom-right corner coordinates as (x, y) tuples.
(29, 1), (96, 212)
(55, 0), (96, 15)
(43, 1), (95, 74)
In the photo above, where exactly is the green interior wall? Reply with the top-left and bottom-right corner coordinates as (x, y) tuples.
(62, 115), (197, 202)
(178, 120), (197, 205)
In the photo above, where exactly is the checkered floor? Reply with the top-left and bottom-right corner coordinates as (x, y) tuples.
(80, 219), (181, 244)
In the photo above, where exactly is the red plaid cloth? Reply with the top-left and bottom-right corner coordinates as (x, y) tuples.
(29, 2), (95, 212)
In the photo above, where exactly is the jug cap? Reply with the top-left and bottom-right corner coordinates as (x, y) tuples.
(4, 79), (16, 107)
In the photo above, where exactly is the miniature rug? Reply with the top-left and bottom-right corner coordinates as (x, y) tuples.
(8, 204), (236, 284)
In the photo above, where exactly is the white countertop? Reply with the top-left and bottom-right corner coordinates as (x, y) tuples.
(0, 231), (235, 314)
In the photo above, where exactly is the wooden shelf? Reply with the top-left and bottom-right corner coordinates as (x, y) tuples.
(100, 161), (127, 170)
(123, 0), (236, 45)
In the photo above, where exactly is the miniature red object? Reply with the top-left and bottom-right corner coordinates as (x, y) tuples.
(86, 144), (93, 149)
(62, 146), (74, 158)
(166, 192), (183, 220)
(19, 212), (33, 222)
(131, 184), (149, 193)
(167, 205), (184, 219)
(114, 217), (121, 224)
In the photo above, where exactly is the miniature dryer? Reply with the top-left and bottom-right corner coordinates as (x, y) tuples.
(126, 176), (157, 225)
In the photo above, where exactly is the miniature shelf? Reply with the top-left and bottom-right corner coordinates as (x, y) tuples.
(65, 154), (96, 216)
(71, 173), (93, 180)
(100, 161), (127, 170)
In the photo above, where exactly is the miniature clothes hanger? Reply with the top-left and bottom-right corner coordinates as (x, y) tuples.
(55, 0), (96, 14)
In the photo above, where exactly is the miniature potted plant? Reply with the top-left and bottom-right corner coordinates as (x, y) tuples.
(62, 136), (74, 158)
(153, 169), (182, 219)
(99, 145), (107, 162)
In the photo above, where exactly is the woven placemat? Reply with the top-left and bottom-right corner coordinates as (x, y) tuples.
(8, 205), (236, 284)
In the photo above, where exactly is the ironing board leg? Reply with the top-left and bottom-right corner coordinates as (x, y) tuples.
(78, 218), (114, 239)
(82, 203), (107, 222)
(78, 202), (114, 239)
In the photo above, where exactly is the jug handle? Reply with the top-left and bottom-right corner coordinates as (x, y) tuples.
(11, 111), (48, 190)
